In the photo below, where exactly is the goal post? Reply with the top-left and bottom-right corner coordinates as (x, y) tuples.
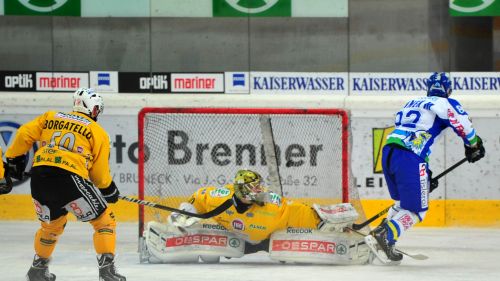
(137, 107), (363, 237)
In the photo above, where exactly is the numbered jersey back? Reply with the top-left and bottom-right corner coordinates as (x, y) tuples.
(388, 96), (474, 158)
(31, 111), (106, 178)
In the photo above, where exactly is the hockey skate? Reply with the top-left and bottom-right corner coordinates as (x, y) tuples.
(98, 254), (126, 281)
(26, 255), (56, 281)
(367, 219), (403, 263)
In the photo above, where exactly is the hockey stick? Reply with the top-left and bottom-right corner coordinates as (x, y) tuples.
(119, 195), (233, 219)
(348, 231), (429, 261)
(394, 249), (428, 260)
(259, 115), (284, 196)
(352, 157), (467, 230)
(430, 157), (467, 192)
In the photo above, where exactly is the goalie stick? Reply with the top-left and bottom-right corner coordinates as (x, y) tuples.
(119, 195), (233, 219)
(352, 157), (467, 230)
(259, 115), (284, 196)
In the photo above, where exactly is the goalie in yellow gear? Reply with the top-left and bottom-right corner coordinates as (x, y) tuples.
(143, 169), (369, 265)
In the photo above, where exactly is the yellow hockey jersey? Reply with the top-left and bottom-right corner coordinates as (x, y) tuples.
(5, 111), (112, 188)
(189, 185), (321, 243)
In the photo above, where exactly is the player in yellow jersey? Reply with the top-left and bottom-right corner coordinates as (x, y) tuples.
(4, 88), (125, 281)
(143, 170), (369, 264)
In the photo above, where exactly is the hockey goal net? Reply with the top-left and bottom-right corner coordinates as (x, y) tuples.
(138, 108), (364, 236)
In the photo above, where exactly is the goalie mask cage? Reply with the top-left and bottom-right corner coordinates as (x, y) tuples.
(138, 107), (364, 237)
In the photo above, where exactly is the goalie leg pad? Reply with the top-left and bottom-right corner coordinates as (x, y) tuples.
(144, 222), (245, 263)
(269, 228), (370, 265)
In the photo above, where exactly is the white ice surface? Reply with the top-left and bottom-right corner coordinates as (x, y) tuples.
(1, 221), (499, 281)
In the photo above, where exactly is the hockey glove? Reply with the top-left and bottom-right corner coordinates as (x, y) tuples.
(100, 181), (120, 203)
(0, 165), (13, 195)
(6, 155), (27, 181)
(430, 178), (439, 193)
(465, 135), (485, 163)
(428, 169), (439, 192)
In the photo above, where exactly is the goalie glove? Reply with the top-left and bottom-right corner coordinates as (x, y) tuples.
(168, 202), (201, 228)
(314, 203), (359, 232)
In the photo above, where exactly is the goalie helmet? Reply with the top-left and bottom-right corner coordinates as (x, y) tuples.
(73, 88), (104, 120)
(233, 169), (265, 203)
(426, 72), (452, 98)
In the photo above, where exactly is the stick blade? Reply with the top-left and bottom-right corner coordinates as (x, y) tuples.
(395, 249), (429, 260)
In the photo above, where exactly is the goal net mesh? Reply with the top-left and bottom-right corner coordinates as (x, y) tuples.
(138, 108), (365, 234)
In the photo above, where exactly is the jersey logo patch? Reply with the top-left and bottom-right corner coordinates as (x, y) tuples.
(419, 162), (429, 209)
(231, 219), (245, 231)
(210, 187), (231, 198)
(403, 130), (432, 155)
(268, 193), (282, 206)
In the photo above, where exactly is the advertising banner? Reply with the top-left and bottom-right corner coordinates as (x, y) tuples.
(450, 0), (500, 16)
(449, 72), (500, 95)
(0, 0), (348, 17)
(213, 0), (292, 17)
(171, 73), (224, 93)
(0, 71), (36, 92)
(350, 73), (429, 96)
(36, 72), (89, 92)
(118, 72), (170, 93)
(225, 72), (250, 94)
(249, 72), (348, 95)
(350, 72), (500, 95)
(4, 0), (81, 16)
(89, 71), (119, 93)
(2, 110), (498, 200)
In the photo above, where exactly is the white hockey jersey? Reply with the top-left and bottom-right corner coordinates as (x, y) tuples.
(386, 96), (478, 161)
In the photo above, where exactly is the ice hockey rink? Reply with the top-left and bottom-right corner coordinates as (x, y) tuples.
(1, 221), (499, 281)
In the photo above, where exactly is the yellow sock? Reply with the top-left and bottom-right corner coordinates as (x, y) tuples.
(90, 208), (117, 254)
(34, 216), (67, 259)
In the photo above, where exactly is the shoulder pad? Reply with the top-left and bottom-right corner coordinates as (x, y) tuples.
(447, 98), (468, 115)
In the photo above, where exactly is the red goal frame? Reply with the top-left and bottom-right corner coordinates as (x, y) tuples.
(137, 107), (350, 235)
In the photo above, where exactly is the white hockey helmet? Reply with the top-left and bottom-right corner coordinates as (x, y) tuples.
(73, 88), (104, 120)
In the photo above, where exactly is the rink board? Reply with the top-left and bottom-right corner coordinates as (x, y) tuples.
(0, 93), (499, 227)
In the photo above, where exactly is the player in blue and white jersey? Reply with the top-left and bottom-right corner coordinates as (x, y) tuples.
(370, 72), (485, 262)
